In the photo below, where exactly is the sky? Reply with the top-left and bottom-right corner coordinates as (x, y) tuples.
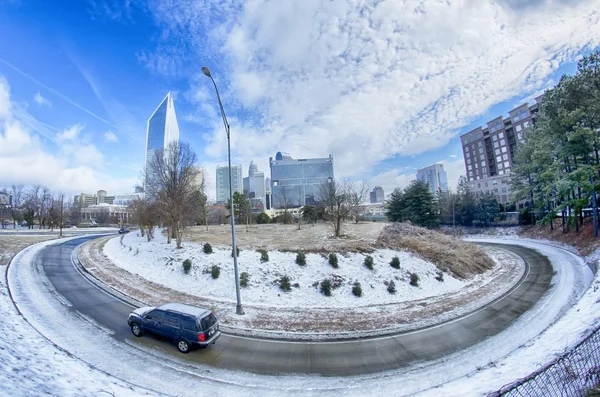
(0, 0), (599, 201)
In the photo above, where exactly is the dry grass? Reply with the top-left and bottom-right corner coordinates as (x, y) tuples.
(376, 223), (495, 279)
(0, 236), (58, 266)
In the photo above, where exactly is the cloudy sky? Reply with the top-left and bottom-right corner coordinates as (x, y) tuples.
(0, 0), (599, 200)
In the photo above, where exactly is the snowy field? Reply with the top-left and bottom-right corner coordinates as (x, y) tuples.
(1, 235), (598, 396)
(98, 231), (524, 336)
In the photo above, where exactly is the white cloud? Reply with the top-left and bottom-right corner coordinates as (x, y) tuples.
(104, 131), (118, 143)
(33, 92), (52, 107)
(0, 76), (135, 195)
(146, 0), (600, 186)
(450, 154), (458, 159)
(56, 124), (83, 142)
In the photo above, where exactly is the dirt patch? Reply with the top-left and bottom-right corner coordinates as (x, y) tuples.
(0, 236), (59, 266)
(183, 222), (385, 252)
(376, 223), (495, 279)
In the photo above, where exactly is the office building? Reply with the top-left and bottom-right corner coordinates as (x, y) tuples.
(416, 164), (448, 195)
(269, 152), (334, 209)
(460, 97), (542, 203)
(216, 165), (243, 204)
(144, 92), (180, 190)
(370, 186), (385, 204)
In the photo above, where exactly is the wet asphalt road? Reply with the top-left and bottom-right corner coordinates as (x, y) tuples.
(39, 236), (552, 376)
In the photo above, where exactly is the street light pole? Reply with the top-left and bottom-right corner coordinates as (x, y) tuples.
(202, 66), (244, 315)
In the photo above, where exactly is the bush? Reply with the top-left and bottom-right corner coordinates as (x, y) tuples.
(390, 256), (400, 269)
(231, 246), (240, 257)
(352, 281), (362, 297)
(258, 249), (269, 263)
(256, 212), (270, 224)
(296, 252), (306, 266)
(410, 272), (420, 287)
(364, 255), (374, 270)
(182, 259), (192, 274)
(435, 271), (444, 282)
(211, 265), (221, 279)
(203, 243), (213, 254)
(240, 272), (249, 288)
(320, 279), (332, 296)
(387, 280), (396, 294)
(279, 275), (291, 292)
(328, 253), (339, 268)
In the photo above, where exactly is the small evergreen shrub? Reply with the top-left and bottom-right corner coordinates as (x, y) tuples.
(387, 280), (396, 294)
(182, 259), (192, 274)
(390, 256), (400, 269)
(364, 255), (374, 270)
(279, 275), (291, 292)
(296, 252), (307, 266)
(240, 272), (249, 288)
(410, 272), (420, 287)
(258, 249), (269, 263)
(203, 243), (213, 254)
(320, 279), (332, 296)
(328, 253), (339, 268)
(211, 265), (221, 279)
(435, 271), (444, 282)
(231, 246), (240, 257)
(352, 281), (362, 297)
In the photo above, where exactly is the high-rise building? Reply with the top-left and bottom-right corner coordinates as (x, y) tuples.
(216, 165), (243, 204)
(269, 152), (334, 209)
(370, 186), (385, 203)
(460, 97), (542, 203)
(144, 92), (180, 190)
(416, 164), (448, 195)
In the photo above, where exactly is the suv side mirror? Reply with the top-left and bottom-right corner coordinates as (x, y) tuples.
(145, 316), (152, 320)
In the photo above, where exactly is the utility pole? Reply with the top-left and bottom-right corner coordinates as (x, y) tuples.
(59, 194), (64, 237)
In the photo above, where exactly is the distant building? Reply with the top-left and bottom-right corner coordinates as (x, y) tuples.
(269, 152), (334, 209)
(370, 186), (384, 204)
(416, 164), (448, 195)
(460, 96), (542, 203)
(216, 165), (243, 204)
(144, 92), (179, 191)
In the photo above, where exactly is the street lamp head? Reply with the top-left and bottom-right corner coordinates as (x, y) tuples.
(202, 66), (212, 77)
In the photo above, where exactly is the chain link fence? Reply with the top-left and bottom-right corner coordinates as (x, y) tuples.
(487, 325), (600, 396)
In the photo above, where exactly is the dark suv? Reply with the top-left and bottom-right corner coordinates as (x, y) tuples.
(127, 302), (220, 353)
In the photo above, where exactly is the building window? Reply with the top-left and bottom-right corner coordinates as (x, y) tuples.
(483, 174), (488, 178)
(465, 146), (470, 152)
(469, 171), (473, 177)
(513, 114), (520, 122)
(500, 139), (506, 145)
(484, 181), (488, 187)
(468, 165), (472, 170)
(494, 188), (499, 193)
(482, 167), (487, 173)
(502, 188), (507, 193)
(496, 156), (502, 162)
(499, 170), (504, 175)
(479, 148), (484, 154)
(466, 152), (471, 158)
(467, 158), (471, 164)
(504, 161), (510, 167)
(475, 163), (479, 169)
(516, 124), (522, 132)
(524, 120), (530, 128)
(494, 142), (499, 149)
(477, 183), (481, 188)
(520, 109), (528, 118)
(505, 167), (510, 173)
(492, 135), (498, 141)
(503, 154), (509, 160)
(478, 142), (483, 147)
(498, 162), (503, 169)
(501, 146), (507, 153)
(481, 161), (486, 167)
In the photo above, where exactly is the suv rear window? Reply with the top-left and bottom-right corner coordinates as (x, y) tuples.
(199, 313), (217, 331)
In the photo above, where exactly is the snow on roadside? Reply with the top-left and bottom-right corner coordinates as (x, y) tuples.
(1, 236), (158, 397)
(103, 231), (495, 308)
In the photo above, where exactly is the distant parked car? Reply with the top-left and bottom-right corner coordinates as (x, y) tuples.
(118, 228), (130, 234)
(127, 303), (220, 353)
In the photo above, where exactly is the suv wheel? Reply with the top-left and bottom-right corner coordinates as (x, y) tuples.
(177, 339), (190, 353)
(131, 323), (143, 337)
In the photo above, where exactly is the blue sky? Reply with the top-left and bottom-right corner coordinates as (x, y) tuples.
(0, 0), (599, 200)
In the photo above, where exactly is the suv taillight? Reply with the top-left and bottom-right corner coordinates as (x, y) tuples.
(199, 333), (206, 342)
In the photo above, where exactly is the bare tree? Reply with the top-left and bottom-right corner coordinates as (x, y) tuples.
(10, 184), (25, 229)
(25, 185), (51, 229)
(348, 179), (369, 223)
(275, 185), (293, 224)
(145, 141), (201, 248)
(319, 178), (352, 238)
(129, 197), (159, 241)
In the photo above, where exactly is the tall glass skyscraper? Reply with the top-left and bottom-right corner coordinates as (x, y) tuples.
(269, 152), (334, 209)
(144, 92), (180, 189)
(216, 165), (243, 204)
(416, 164), (448, 195)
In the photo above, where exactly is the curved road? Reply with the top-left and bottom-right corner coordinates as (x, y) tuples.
(12, 235), (554, 377)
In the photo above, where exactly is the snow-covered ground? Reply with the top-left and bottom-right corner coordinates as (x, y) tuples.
(2, 235), (597, 396)
(98, 231), (524, 337)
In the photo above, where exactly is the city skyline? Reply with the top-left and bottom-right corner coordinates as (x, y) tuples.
(1, 1), (599, 200)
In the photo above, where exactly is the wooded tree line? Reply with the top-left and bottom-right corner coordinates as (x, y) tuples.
(0, 184), (78, 230)
(509, 50), (600, 236)
(385, 179), (502, 228)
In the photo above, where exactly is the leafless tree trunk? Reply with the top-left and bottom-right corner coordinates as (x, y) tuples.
(348, 179), (369, 223)
(277, 185), (293, 224)
(10, 184), (24, 229)
(145, 141), (201, 248)
(319, 178), (352, 237)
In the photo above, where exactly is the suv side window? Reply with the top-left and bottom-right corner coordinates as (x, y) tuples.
(162, 312), (181, 328)
(180, 316), (197, 331)
(145, 310), (164, 321)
